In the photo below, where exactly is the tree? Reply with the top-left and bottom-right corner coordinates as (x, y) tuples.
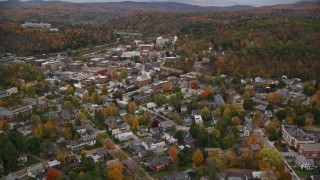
(127, 101), (138, 114)
(121, 69), (128, 78)
(153, 94), (167, 106)
(294, 115), (306, 127)
(232, 116), (241, 126)
(46, 168), (63, 180)
(0, 118), (10, 132)
(225, 149), (236, 167)
(133, 117), (139, 130)
(82, 92), (89, 102)
(211, 128), (221, 140)
(243, 99), (253, 110)
(257, 148), (284, 171)
(207, 158), (218, 180)
(200, 86), (214, 99)
(169, 146), (179, 167)
(214, 107), (222, 117)
(267, 92), (284, 105)
(162, 82), (172, 93)
(201, 107), (211, 121)
(90, 91), (102, 104)
(107, 162), (124, 180)
(101, 103), (119, 117)
(66, 85), (74, 95)
(101, 83), (108, 94)
(252, 111), (263, 127)
(77, 112), (89, 125)
(223, 106), (231, 117)
(172, 111), (183, 125)
(284, 116), (293, 124)
(192, 149), (204, 166)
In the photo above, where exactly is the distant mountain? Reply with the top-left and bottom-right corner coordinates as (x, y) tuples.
(0, 0), (318, 23)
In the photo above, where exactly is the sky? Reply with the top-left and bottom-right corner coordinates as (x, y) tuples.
(5, 0), (319, 6)
(64, 0), (318, 6)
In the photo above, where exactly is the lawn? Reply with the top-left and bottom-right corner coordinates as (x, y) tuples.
(292, 167), (317, 178)
(13, 155), (40, 172)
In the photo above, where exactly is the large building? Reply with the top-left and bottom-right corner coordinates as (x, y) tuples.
(21, 22), (52, 29)
(298, 143), (320, 160)
(282, 125), (318, 149)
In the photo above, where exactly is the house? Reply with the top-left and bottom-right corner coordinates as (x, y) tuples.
(238, 125), (250, 137)
(12, 121), (32, 136)
(65, 155), (81, 169)
(108, 122), (130, 136)
(249, 144), (261, 152)
(16, 153), (27, 166)
(298, 143), (320, 160)
(88, 148), (109, 162)
(282, 125), (318, 149)
(67, 135), (96, 150)
(104, 116), (121, 127)
(74, 125), (87, 134)
(74, 88), (87, 98)
(133, 93), (152, 104)
(126, 141), (148, 157)
(135, 71), (151, 87)
(183, 116), (192, 126)
(163, 133), (178, 144)
(148, 156), (171, 171)
(194, 115), (203, 125)
(295, 155), (317, 170)
(59, 109), (76, 125)
(27, 163), (46, 179)
(183, 133), (196, 147)
(47, 160), (62, 169)
(21, 98), (48, 112)
(159, 120), (176, 131)
(141, 137), (166, 151)
(115, 131), (134, 141)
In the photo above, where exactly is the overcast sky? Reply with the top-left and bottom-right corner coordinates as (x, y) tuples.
(63, 0), (317, 6)
(7, 0), (318, 6)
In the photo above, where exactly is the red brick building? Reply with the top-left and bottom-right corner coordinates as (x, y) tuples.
(298, 143), (320, 160)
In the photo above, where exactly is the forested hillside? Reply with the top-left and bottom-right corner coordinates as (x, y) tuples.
(175, 18), (320, 80)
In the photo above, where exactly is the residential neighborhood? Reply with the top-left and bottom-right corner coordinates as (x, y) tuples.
(0, 32), (320, 180)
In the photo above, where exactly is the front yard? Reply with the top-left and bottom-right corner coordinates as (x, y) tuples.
(292, 167), (317, 178)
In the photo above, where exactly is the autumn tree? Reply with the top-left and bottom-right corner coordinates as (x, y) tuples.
(133, 117), (139, 130)
(225, 149), (236, 167)
(200, 106), (211, 121)
(252, 111), (263, 127)
(0, 118), (10, 132)
(82, 92), (88, 102)
(232, 116), (241, 126)
(65, 85), (74, 95)
(257, 148), (284, 171)
(267, 92), (284, 105)
(214, 107), (222, 117)
(107, 162), (124, 180)
(91, 91), (102, 104)
(200, 86), (214, 99)
(46, 168), (63, 180)
(169, 146), (179, 167)
(101, 103), (119, 117)
(223, 106), (231, 117)
(162, 82), (172, 93)
(172, 111), (183, 125)
(192, 149), (204, 166)
(127, 101), (138, 114)
(101, 83), (108, 94)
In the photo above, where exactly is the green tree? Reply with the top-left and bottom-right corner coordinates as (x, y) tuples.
(257, 148), (284, 171)
(201, 106), (211, 121)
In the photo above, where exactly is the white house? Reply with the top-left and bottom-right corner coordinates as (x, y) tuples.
(115, 131), (133, 142)
(194, 115), (203, 125)
(295, 155), (317, 170)
(238, 125), (250, 137)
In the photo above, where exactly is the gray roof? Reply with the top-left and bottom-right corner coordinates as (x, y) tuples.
(149, 156), (170, 166)
(299, 143), (320, 152)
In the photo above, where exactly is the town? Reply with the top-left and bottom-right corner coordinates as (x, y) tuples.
(0, 31), (319, 180)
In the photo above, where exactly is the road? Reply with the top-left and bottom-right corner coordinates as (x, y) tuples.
(108, 139), (154, 180)
(244, 116), (300, 179)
